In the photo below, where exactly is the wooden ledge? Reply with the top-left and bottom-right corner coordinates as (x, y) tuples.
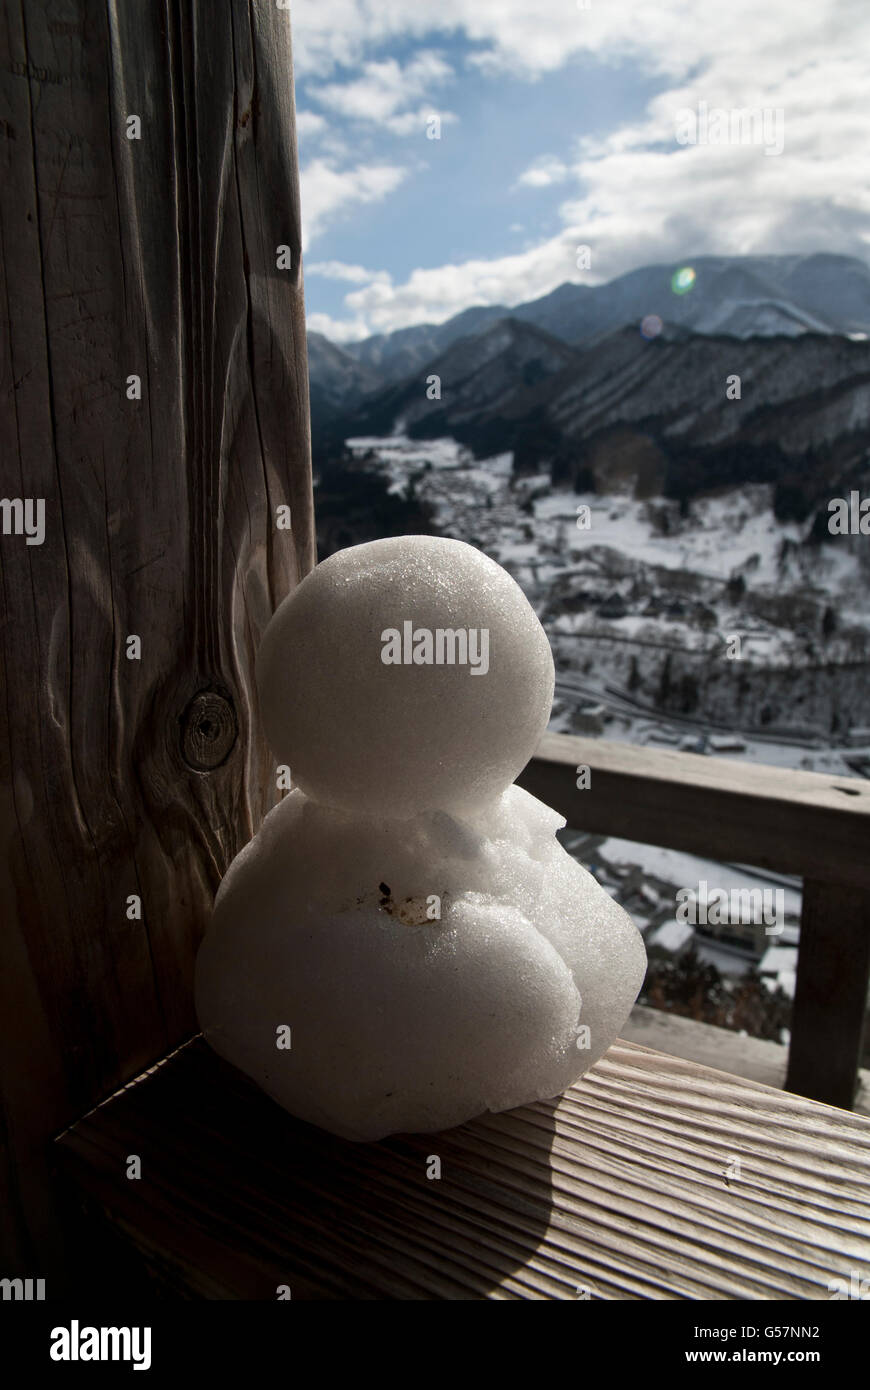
(519, 732), (870, 888)
(518, 733), (870, 1112)
(53, 1037), (870, 1300)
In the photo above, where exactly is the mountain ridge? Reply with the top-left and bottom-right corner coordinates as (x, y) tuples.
(317, 253), (870, 396)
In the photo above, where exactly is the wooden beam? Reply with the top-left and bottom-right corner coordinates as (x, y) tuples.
(785, 881), (870, 1109)
(518, 732), (870, 889)
(0, 0), (313, 1279)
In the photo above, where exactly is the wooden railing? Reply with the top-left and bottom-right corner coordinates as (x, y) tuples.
(518, 732), (870, 1110)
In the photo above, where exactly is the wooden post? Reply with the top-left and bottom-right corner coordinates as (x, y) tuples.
(785, 881), (870, 1109)
(0, 0), (314, 1282)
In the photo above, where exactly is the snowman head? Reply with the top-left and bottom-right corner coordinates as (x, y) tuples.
(255, 535), (555, 819)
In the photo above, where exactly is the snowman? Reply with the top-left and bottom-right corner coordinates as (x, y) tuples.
(195, 536), (646, 1140)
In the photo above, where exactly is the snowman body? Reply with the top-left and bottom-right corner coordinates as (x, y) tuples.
(195, 536), (646, 1140)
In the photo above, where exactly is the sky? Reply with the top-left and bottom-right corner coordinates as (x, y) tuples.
(290, 0), (870, 344)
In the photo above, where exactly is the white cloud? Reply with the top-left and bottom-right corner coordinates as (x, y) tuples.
(290, 0), (611, 79)
(290, 0), (870, 94)
(299, 158), (408, 250)
(337, 237), (579, 335)
(295, 110), (327, 140)
(289, 0), (767, 82)
(307, 310), (372, 343)
(514, 156), (571, 189)
(310, 51), (456, 137)
(307, 260), (392, 285)
(550, 41), (870, 281)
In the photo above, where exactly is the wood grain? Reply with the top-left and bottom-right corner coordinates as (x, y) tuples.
(54, 1037), (870, 1300)
(519, 731), (870, 889)
(0, 1), (314, 1279)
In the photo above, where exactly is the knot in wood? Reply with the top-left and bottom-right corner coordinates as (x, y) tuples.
(180, 692), (237, 771)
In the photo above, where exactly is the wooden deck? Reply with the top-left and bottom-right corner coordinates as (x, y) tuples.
(54, 1035), (870, 1300)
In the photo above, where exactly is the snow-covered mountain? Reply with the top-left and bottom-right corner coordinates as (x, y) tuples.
(693, 298), (833, 337)
(306, 331), (384, 441)
(340, 317), (582, 445)
(324, 315), (870, 525)
(313, 253), (870, 398)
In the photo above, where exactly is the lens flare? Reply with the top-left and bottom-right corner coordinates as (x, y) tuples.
(640, 314), (663, 340)
(671, 266), (696, 295)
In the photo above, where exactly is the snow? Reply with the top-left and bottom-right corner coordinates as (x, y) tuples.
(256, 536), (554, 819)
(647, 918), (695, 953)
(196, 781), (647, 1140)
(759, 945), (799, 998)
(759, 945), (799, 973)
(594, 837), (802, 919)
(560, 490), (803, 588)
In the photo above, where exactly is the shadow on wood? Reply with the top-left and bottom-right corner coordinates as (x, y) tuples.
(53, 1038), (557, 1300)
